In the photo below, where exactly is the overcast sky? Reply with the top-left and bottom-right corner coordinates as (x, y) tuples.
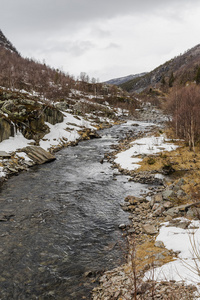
(2, 0), (200, 81)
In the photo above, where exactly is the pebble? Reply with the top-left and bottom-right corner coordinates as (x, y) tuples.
(118, 224), (126, 229)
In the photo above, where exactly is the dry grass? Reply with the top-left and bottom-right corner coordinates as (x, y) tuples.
(181, 171), (200, 201)
(136, 141), (200, 202)
(137, 143), (200, 173)
(124, 239), (174, 275)
(135, 240), (174, 272)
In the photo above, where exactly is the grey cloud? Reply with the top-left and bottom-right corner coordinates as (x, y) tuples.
(1, 0), (200, 81)
(66, 40), (96, 57)
(39, 39), (96, 57)
(1, 0), (198, 51)
(90, 28), (111, 39)
(105, 43), (120, 50)
(2, 0), (197, 34)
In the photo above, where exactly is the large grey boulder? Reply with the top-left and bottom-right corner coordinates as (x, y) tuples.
(44, 107), (64, 125)
(164, 202), (200, 218)
(162, 189), (175, 200)
(177, 189), (187, 198)
(142, 224), (158, 235)
(0, 118), (15, 142)
(186, 207), (200, 220)
(22, 146), (56, 164)
(0, 151), (11, 158)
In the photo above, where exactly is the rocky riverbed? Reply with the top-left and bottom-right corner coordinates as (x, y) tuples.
(92, 182), (199, 299)
(92, 109), (200, 299)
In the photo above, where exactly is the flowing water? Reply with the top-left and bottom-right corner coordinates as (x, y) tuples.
(0, 121), (155, 299)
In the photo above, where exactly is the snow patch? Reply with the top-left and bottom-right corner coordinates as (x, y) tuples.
(115, 135), (178, 171)
(39, 112), (95, 151)
(0, 166), (6, 178)
(0, 132), (34, 153)
(145, 218), (200, 294)
(16, 152), (33, 162)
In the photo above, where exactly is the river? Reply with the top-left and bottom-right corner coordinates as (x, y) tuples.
(0, 120), (155, 299)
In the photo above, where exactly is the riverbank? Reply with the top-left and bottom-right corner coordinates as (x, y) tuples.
(0, 86), (129, 186)
(0, 109), (122, 186)
(92, 109), (200, 299)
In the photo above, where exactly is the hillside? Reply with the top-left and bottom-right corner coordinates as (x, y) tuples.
(120, 44), (200, 93)
(0, 30), (136, 106)
(104, 72), (147, 85)
(0, 30), (19, 54)
(0, 30), (138, 151)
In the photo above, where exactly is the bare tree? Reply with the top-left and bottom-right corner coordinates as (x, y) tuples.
(166, 85), (200, 151)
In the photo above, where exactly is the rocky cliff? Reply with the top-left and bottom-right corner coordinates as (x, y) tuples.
(0, 89), (64, 143)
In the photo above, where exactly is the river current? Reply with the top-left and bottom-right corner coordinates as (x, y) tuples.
(0, 120), (155, 299)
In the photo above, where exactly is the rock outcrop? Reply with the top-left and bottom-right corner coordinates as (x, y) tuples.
(43, 106), (64, 125)
(0, 117), (15, 142)
(0, 90), (64, 143)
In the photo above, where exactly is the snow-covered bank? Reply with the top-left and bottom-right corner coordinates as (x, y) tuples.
(145, 218), (200, 296)
(39, 112), (95, 151)
(114, 134), (178, 171)
(93, 121), (200, 299)
(0, 112), (98, 156)
(114, 131), (200, 295)
(0, 112), (99, 179)
(0, 132), (35, 153)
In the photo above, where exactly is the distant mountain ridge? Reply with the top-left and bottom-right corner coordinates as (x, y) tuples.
(105, 73), (147, 85)
(120, 44), (200, 93)
(0, 29), (19, 54)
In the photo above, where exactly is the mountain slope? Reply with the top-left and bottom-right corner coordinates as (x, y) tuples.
(120, 44), (200, 93)
(0, 30), (138, 137)
(105, 72), (147, 85)
(0, 30), (19, 54)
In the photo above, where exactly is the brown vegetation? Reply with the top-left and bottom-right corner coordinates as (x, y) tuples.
(0, 46), (137, 116)
(0, 47), (74, 99)
(165, 84), (200, 151)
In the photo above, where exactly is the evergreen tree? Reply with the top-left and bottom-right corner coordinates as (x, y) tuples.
(161, 76), (166, 86)
(196, 67), (200, 84)
(169, 72), (175, 87)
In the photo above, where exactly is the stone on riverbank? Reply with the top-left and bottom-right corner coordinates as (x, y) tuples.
(142, 224), (158, 235)
(22, 146), (56, 164)
(0, 151), (11, 158)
